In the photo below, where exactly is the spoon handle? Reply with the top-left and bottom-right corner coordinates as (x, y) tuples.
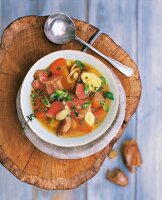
(75, 36), (134, 77)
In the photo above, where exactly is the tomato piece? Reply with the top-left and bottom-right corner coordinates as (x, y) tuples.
(92, 92), (104, 108)
(75, 84), (88, 100)
(46, 101), (64, 118)
(92, 108), (107, 120)
(36, 112), (45, 119)
(50, 58), (67, 75)
(32, 98), (46, 119)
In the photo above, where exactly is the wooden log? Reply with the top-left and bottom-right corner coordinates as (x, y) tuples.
(0, 16), (141, 190)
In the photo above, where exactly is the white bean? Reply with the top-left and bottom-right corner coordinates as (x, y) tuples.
(56, 110), (69, 121)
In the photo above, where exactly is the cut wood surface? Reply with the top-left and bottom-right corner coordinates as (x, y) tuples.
(0, 16), (141, 190)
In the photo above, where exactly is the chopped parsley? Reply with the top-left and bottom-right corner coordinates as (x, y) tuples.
(71, 105), (76, 110)
(74, 111), (79, 117)
(57, 66), (61, 70)
(32, 101), (36, 106)
(30, 93), (37, 98)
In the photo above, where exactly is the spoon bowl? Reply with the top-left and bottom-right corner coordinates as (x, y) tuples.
(44, 13), (76, 44)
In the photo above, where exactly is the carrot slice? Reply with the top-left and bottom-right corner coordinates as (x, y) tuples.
(92, 92), (104, 108)
(93, 108), (107, 120)
(50, 58), (67, 75)
(36, 112), (45, 119)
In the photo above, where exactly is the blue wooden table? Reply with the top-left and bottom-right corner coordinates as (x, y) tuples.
(0, 0), (162, 199)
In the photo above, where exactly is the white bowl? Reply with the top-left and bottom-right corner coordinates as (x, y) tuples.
(20, 50), (119, 147)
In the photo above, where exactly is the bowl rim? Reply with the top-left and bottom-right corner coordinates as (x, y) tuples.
(20, 50), (120, 147)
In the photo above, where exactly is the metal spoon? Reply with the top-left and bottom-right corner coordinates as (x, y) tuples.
(44, 13), (134, 77)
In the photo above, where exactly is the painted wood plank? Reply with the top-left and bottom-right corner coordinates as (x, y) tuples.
(87, 1), (137, 199)
(0, 165), (34, 200)
(0, 0), (40, 37)
(35, 185), (86, 200)
(35, 1), (87, 199)
(137, 1), (162, 200)
(37, 0), (87, 20)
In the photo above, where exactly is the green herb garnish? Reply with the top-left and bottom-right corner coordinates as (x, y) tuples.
(48, 118), (55, 125)
(102, 103), (109, 112)
(103, 91), (114, 100)
(65, 94), (72, 101)
(100, 76), (106, 85)
(44, 108), (48, 113)
(74, 111), (79, 117)
(89, 92), (95, 97)
(100, 100), (109, 112)
(30, 93), (37, 98)
(75, 60), (85, 70)
(41, 97), (51, 107)
(32, 101), (36, 106)
(57, 66), (61, 70)
(27, 113), (35, 121)
(71, 105), (76, 110)
(84, 84), (89, 95)
(21, 114), (35, 134)
(50, 90), (72, 102)
(82, 101), (91, 109)
(66, 60), (71, 67)
(97, 86), (103, 92)
(46, 68), (52, 76)
(50, 92), (60, 101)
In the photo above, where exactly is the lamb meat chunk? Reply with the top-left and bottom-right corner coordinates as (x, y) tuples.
(75, 83), (88, 99)
(32, 80), (45, 90)
(107, 168), (128, 187)
(44, 76), (63, 94)
(57, 117), (72, 136)
(122, 140), (142, 173)
(33, 70), (48, 81)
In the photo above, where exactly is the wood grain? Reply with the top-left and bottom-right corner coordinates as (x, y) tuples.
(0, 15), (141, 190)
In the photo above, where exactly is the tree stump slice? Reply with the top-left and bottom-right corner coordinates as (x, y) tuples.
(0, 16), (141, 190)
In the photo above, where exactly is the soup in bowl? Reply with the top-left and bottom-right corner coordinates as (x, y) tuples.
(20, 50), (119, 147)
